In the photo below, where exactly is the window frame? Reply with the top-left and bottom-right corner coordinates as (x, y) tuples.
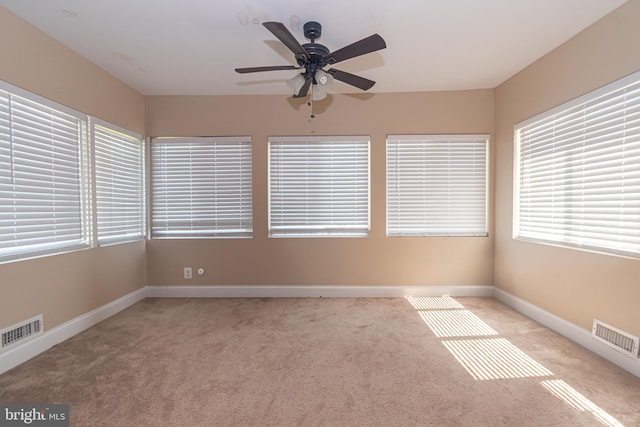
(0, 80), (146, 264)
(0, 81), (92, 263)
(149, 136), (253, 239)
(90, 118), (146, 246)
(513, 70), (640, 258)
(268, 135), (370, 238)
(386, 134), (489, 237)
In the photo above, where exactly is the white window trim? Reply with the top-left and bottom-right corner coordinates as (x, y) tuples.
(0, 80), (92, 263)
(513, 70), (640, 258)
(0, 79), (145, 264)
(268, 135), (370, 238)
(386, 134), (489, 237)
(150, 136), (253, 239)
(90, 118), (145, 246)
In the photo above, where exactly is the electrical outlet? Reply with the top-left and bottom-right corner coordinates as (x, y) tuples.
(183, 267), (192, 279)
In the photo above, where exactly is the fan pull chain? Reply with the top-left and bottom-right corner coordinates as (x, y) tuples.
(308, 99), (316, 119)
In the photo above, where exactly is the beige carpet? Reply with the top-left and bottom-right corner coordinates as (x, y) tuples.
(0, 296), (639, 426)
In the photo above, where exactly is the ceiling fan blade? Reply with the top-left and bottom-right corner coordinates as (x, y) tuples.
(293, 75), (312, 98)
(327, 69), (376, 91)
(263, 21), (310, 61)
(323, 34), (386, 65)
(235, 65), (299, 74)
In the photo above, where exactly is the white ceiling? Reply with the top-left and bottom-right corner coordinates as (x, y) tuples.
(0, 0), (628, 96)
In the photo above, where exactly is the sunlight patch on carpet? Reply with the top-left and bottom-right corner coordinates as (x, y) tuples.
(405, 296), (465, 310)
(419, 310), (499, 338)
(540, 379), (623, 427)
(442, 338), (553, 380)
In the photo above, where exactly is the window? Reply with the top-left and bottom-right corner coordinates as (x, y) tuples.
(269, 136), (369, 237)
(150, 137), (253, 238)
(0, 83), (91, 262)
(92, 120), (145, 245)
(387, 135), (488, 237)
(514, 71), (640, 257)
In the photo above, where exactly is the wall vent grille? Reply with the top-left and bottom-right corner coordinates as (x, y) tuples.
(592, 319), (639, 359)
(0, 315), (43, 351)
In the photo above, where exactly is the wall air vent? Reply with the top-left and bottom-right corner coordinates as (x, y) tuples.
(592, 319), (639, 359)
(0, 315), (43, 352)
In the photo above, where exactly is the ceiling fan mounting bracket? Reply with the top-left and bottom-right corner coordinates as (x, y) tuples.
(303, 21), (322, 42)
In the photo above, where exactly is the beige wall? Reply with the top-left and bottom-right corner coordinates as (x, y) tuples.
(494, 0), (640, 335)
(146, 90), (495, 286)
(0, 7), (144, 134)
(0, 8), (146, 330)
(0, 244), (146, 329)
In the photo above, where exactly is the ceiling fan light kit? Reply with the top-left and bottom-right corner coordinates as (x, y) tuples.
(235, 20), (386, 116)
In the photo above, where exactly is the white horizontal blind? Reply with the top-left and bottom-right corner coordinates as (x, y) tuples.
(151, 137), (252, 238)
(387, 135), (488, 236)
(269, 136), (370, 237)
(93, 122), (145, 245)
(515, 71), (640, 257)
(0, 87), (90, 262)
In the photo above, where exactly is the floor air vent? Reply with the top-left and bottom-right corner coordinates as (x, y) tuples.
(592, 319), (639, 359)
(0, 315), (43, 351)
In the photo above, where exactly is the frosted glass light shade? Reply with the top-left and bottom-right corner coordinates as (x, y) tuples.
(286, 74), (306, 94)
(312, 69), (333, 101)
(315, 69), (334, 88)
(312, 87), (328, 101)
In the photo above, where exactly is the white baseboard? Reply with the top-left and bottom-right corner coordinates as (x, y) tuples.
(0, 287), (147, 376)
(146, 285), (496, 298)
(494, 288), (640, 378)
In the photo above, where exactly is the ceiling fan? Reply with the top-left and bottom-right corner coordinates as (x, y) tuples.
(235, 21), (386, 101)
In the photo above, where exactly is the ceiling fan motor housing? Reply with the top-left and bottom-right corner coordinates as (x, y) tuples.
(297, 21), (330, 76)
(299, 43), (329, 67)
